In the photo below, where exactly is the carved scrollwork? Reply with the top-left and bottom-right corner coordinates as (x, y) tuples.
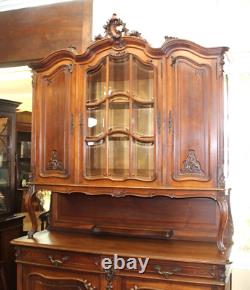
(104, 267), (115, 290)
(110, 50), (128, 57)
(47, 150), (64, 171)
(83, 280), (96, 290)
(104, 13), (128, 40)
(181, 149), (204, 175)
(94, 14), (142, 46)
(128, 30), (141, 37)
(164, 35), (178, 42)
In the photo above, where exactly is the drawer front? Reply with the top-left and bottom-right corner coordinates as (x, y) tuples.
(145, 260), (225, 281)
(17, 247), (101, 272)
(111, 256), (226, 282)
(123, 279), (214, 290)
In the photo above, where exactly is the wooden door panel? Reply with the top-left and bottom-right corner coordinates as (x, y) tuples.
(167, 53), (218, 187)
(124, 279), (213, 290)
(27, 274), (89, 290)
(22, 266), (99, 290)
(35, 63), (74, 182)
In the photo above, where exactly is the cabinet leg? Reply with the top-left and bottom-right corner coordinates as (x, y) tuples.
(216, 195), (229, 253)
(25, 185), (38, 238)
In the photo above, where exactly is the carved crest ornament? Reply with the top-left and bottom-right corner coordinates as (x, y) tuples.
(94, 13), (142, 47)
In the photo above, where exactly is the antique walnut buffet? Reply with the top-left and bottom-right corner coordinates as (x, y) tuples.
(12, 15), (233, 290)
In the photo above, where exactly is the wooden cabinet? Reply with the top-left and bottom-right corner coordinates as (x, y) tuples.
(12, 14), (232, 290)
(13, 231), (231, 290)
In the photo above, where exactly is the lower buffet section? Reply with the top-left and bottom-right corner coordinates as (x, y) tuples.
(12, 230), (232, 290)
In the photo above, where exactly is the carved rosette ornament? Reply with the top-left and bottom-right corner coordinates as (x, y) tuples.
(47, 150), (64, 171)
(181, 149), (204, 175)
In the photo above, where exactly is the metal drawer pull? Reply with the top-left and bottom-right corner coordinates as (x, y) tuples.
(48, 255), (69, 267)
(153, 265), (182, 278)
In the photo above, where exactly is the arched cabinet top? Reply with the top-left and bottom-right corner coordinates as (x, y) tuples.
(30, 13), (228, 72)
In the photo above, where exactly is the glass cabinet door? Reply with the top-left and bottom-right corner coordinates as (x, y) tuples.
(85, 54), (155, 180)
(0, 116), (10, 213)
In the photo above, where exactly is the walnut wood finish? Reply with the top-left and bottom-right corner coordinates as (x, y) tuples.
(18, 15), (232, 290)
(28, 28), (230, 249)
(0, 0), (93, 67)
(12, 231), (232, 290)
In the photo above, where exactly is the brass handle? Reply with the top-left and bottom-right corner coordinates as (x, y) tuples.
(48, 255), (68, 267)
(153, 265), (181, 278)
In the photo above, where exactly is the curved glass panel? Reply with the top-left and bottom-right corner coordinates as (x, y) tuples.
(109, 97), (129, 131)
(86, 139), (105, 177)
(132, 57), (154, 101)
(133, 103), (154, 136)
(109, 55), (129, 94)
(109, 134), (129, 177)
(87, 104), (105, 137)
(132, 140), (154, 178)
(87, 60), (106, 103)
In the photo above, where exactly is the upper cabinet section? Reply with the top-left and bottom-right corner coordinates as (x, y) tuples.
(31, 14), (228, 191)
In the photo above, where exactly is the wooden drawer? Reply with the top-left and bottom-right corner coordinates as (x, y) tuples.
(145, 259), (226, 282)
(16, 247), (101, 273)
(123, 279), (215, 290)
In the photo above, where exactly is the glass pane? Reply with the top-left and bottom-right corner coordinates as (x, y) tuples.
(109, 98), (129, 131)
(0, 117), (9, 213)
(87, 104), (105, 137)
(87, 60), (106, 103)
(86, 139), (105, 177)
(109, 134), (129, 177)
(133, 103), (154, 136)
(132, 57), (154, 101)
(133, 140), (154, 178)
(109, 55), (129, 94)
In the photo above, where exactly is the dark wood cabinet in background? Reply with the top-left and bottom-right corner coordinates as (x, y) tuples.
(0, 100), (24, 290)
(16, 111), (32, 212)
(0, 99), (20, 215)
(13, 15), (233, 290)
